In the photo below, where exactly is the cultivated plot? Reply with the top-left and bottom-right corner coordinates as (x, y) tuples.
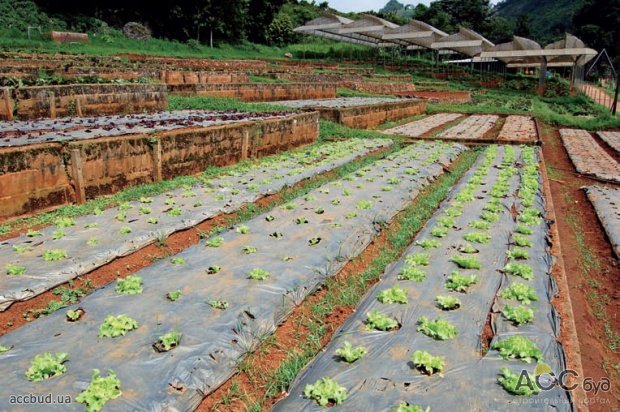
(584, 185), (620, 258)
(497, 115), (538, 144)
(270, 97), (401, 109)
(598, 131), (620, 153)
(382, 113), (464, 138)
(0, 141), (466, 411)
(437, 114), (500, 143)
(559, 129), (620, 183)
(0, 110), (288, 147)
(274, 145), (571, 411)
(0, 139), (391, 310)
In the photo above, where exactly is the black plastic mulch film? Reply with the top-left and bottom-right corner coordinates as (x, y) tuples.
(583, 185), (620, 259)
(273, 145), (572, 412)
(0, 138), (391, 310)
(0, 141), (466, 411)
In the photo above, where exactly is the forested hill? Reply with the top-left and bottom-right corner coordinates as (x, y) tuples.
(495, 0), (587, 42)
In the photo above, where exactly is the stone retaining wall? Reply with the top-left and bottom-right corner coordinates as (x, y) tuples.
(168, 83), (337, 102)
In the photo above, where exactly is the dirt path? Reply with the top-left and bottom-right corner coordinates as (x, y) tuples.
(539, 121), (620, 411)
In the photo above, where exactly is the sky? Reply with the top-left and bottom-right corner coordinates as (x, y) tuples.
(328, 0), (500, 13)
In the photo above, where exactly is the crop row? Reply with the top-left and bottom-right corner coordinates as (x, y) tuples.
(383, 113), (463, 138)
(0, 138), (391, 310)
(274, 145), (570, 411)
(437, 114), (499, 141)
(0, 141), (466, 411)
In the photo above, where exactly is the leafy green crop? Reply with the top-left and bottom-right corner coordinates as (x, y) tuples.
(243, 245), (258, 254)
(469, 220), (491, 230)
(392, 402), (430, 412)
(506, 248), (529, 260)
(498, 368), (540, 396)
(13, 244), (29, 254)
(398, 265), (426, 282)
(205, 237), (224, 247)
(335, 341), (367, 363)
(501, 283), (538, 304)
(52, 229), (65, 240)
(147, 217), (159, 225)
(139, 206), (152, 215)
(444, 207), (463, 217)
(248, 268), (270, 280)
(170, 257), (186, 265)
(167, 290), (182, 301)
(43, 249), (68, 262)
(463, 232), (491, 244)
(503, 263), (534, 280)
(431, 226), (449, 238)
(309, 237), (322, 245)
(66, 309), (83, 321)
(513, 235), (533, 248)
(115, 275), (143, 295)
(437, 216), (455, 228)
(366, 309), (399, 331)
(25, 352), (69, 381)
(411, 350), (445, 375)
(54, 217), (75, 228)
(119, 226), (132, 235)
(98, 315), (139, 338)
(304, 377), (347, 406)
(376, 286), (408, 304)
(115, 212), (126, 222)
(26, 229), (42, 237)
(436, 295), (461, 310)
(459, 243), (478, 254)
(515, 224), (533, 235)
(6, 263), (25, 276)
(406, 253), (429, 267)
(415, 239), (441, 249)
(295, 217), (309, 224)
(76, 369), (121, 412)
(236, 225), (250, 234)
(450, 255), (481, 270)
(0, 345), (13, 353)
(416, 316), (458, 340)
(356, 200), (373, 210)
(208, 299), (229, 309)
(154, 331), (182, 352)
(480, 211), (499, 223)
(207, 265), (221, 274)
(502, 305), (534, 325)
(492, 336), (543, 363)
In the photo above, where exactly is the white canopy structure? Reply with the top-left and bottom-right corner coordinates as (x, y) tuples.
(431, 27), (494, 57)
(382, 20), (448, 51)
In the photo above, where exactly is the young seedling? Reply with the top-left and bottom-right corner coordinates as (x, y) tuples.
(436, 295), (461, 310)
(26, 229), (42, 237)
(398, 264), (426, 282)
(416, 316), (458, 340)
(265, 215), (275, 222)
(381, 186), (393, 192)
(303, 377), (347, 407)
(304, 194), (317, 201)
(500, 283), (538, 304)
(376, 286), (408, 304)
(66, 308), (84, 322)
(503, 263), (534, 280)
(335, 341), (367, 363)
(458, 243), (479, 254)
(356, 200), (372, 210)
(295, 217), (309, 224)
(0, 345), (13, 353)
(437, 216), (455, 228)
(76, 369), (121, 411)
(498, 368), (540, 396)
(119, 226), (132, 235)
(236, 225), (250, 234)
(167, 290), (182, 301)
(506, 248), (529, 260)
(431, 226), (448, 238)
(98, 315), (138, 338)
(139, 206), (152, 215)
(480, 211), (499, 223)
(331, 199), (341, 206)
(469, 220), (491, 230)
(309, 237), (322, 246)
(207, 266), (221, 275)
(515, 224), (533, 235)
(167, 207), (182, 217)
(492, 336), (543, 363)
(6, 263), (25, 276)
(139, 196), (153, 203)
(411, 350), (445, 375)
(147, 217), (159, 225)
(315, 207), (325, 214)
(208, 299), (229, 310)
(87, 237), (99, 246)
(365, 309), (399, 331)
(43, 249), (68, 262)
(415, 239), (441, 249)
(115, 212), (126, 222)
(446, 271), (478, 292)
(406, 253), (429, 267)
(170, 257), (186, 265)
(392, 402), (429, 412)
(345, 212), (357, 219)
(12, 244), (29, 254)
(444, 207), (463, 217)
(463, 232), (491, 244)
(513, 235), (533, 248)
(243, 245), (257, 254)
(52, 230), (65, 240)
(450, 255), (481, 270)
(282, 203), (297, 210)
(115, 275), (143, 295)
(154, 332), (182, 352)
(248, 268), (270, 280)
(502, 305), (534, 325)
(205, 237), (224, 248)
(25, 352), (69, 382)
(54, 217), (75, 228)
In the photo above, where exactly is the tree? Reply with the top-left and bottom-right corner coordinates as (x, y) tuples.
(266, 12), (294, 46)
(573, 0), (620, 67)
(246, 0), (286, 43)
(514, 14), (531, 37)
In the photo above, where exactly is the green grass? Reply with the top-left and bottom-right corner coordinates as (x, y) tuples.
(336, 88), (395, 99)
(167, 95), (290, 113)
(249, 75), (290, 84)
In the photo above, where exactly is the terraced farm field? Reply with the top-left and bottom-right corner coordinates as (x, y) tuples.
(0, 51), (618, 412)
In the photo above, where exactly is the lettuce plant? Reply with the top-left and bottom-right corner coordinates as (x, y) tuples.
(376, 286), (408, 304)
(502, 305), (534, 325)
(154, 331), (181, 352)
(492, 336), (543, 363)
(304, 377), (347, 406)
(208, 299), (229, 309)
(503, 263), (534, 280)
(513, 235), (533, 248)
(248, 268), (270, 280)
(335, 341), (367, 363)
(469, 220), (491, 230)
(43, 249), (68, 262)
(498, 368), (540, 396)
(411, 350), (445, 375)
(6, 263), (25, 276)
(450, 255), (481, 270)
(366, 309), (399, 331)
(463, 232), (491, 244)
(98, 315), (138, 338)
(501, 283), (538, 304)
(415, 239), (441, 249)
(115, 275), (143, 295)
(416, 316), (458, 340)
(76, 369), (121, 412)
(205, 237), (224, 247)
(170, 257), (185, 265)
(392, 402), (429, 412)
(436, 295), (461, 310)
(506, 248), (529, 260)
(167, 290), (182, 301)
(25, 352), (69, 381)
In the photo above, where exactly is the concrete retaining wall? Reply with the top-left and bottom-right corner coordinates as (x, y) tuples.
(0, 112), (319, 220)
